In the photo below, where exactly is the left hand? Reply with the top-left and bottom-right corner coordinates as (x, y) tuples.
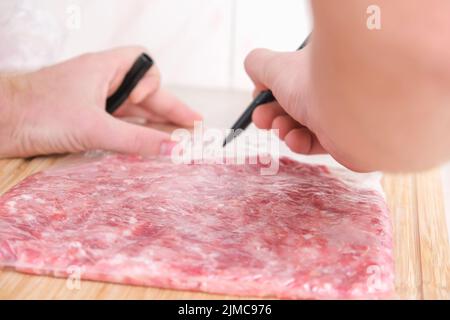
(0, 46), (202, 158)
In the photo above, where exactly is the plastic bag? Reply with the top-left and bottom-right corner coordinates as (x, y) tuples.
(0, 150), (394, 299)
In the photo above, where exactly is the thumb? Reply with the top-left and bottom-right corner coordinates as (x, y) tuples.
(90, 114), (176, 156)
(244, 48), (300, 112)
(95, 46), (162, 107)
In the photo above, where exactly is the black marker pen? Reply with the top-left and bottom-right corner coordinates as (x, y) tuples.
(106, 53), (154, 114)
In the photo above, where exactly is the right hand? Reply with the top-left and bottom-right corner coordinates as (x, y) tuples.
(245, 47), (329, 156)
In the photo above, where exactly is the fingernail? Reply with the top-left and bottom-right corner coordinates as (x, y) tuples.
(159, 141), (179, 156)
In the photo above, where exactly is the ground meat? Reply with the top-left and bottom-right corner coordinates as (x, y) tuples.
(0, 155), (394, 299)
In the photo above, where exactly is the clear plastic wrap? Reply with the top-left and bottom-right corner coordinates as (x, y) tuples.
(0, 152), (394, 299)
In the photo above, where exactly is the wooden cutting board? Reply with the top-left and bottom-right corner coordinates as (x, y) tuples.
(0, 155), (449, 300)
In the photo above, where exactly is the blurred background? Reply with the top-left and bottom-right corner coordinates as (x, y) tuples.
(0, 0), (311, 91)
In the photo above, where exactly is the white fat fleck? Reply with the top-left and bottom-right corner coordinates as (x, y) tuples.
(35, 198), (46, 204)
(24, 214), (35, 222)
(70, 241), (82, 248)
(20, 194), (33, 200)
(346, 270), (356, 277)
(120, 165), (127, 171)
(109, 254), (128, 265)
(130, 193), (147, 199)
(124, 179), (134, 185)
(351, 288), (363, 296)
(6, 201), (17, 213)
(122, 230), (132, 236)
(128, 217), (138, 225)
(303, 234), (314, 240)
(217, 203), (225, 208)
(322, 283), (332, 291)
(103, 233), (118, 242)
(283, 279), (295, 286)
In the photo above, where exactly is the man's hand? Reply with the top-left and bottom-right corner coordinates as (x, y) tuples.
(0, 47), (202, 158)
(245, 0), (450, 172)
(244, 47), (327, 157)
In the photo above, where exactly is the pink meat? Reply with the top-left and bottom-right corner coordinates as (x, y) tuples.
(0, 155), (394, 299)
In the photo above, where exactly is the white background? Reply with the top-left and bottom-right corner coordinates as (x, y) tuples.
(62, 0), (312, 90)
(0, 0), (311, 90)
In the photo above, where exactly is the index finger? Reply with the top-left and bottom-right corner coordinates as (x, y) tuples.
(138, 88), (203, 127)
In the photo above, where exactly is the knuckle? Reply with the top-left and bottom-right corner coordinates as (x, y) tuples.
(151, 74), (161, 90)
(244, 49), (261, 72)
(128, 131), (145, 154)
(119, 45), (149, 57)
